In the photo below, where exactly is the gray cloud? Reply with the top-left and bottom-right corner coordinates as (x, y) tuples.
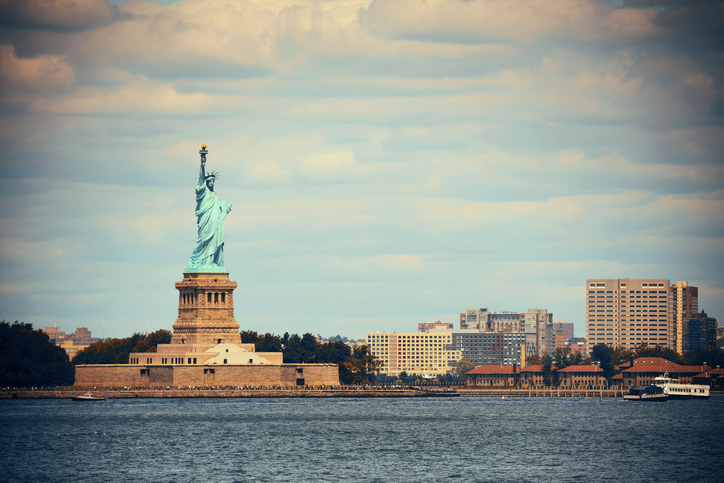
(0, 0), (117, 31)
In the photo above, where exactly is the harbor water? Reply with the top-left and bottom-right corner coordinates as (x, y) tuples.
(2, 395), (722, 482)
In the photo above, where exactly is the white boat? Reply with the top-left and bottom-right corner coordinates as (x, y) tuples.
(654, 373), (710, 400)
(71, 393), (106, 401)
(623, 385), (668, 402)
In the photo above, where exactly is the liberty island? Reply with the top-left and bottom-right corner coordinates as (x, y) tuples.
(73, 145), (339, 388)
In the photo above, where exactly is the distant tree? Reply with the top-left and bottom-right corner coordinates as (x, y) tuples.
(454, 360), (475, 378)
(612, 346), (634, 366)
(73, 329), (171, 364)
(684, 348), (724, 367)
(256, 333), (284, 353)
(632, 344), (684, 364)
(590, 344), (615, 381)
(341, 345), (381, 384)
(541, 353), (557, 387)
(240, 330), (259, 344)
(552, 347), (582, 370)
(526, 354), (542, 366)
(283, 333), (321, 363)
(0, 321), (74, 387)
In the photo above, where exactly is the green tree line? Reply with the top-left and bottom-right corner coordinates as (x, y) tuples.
(0, 321), (74, 387)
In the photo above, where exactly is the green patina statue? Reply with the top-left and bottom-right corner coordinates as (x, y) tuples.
(188, 144), (232, 271)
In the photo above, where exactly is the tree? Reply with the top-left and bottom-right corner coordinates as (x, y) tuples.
(552, 347), (582, 370)
(73, 329), (171, 364)
(341, 345), (381, 384)
(612, 346), (634, 366)
(454, 360), (475, 379)
(590, 344), (615, 381)
(541, 353), (557, 387)
(526, 354), (542, 366)
(685, 348), (724, 367)
(0, 321), (74, 387)
(633, 344), (684, 364)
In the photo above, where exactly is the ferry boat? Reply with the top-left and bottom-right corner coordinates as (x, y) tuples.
(654, 373), (710, 400)
(623, 385), (668, 402)
(71, 393), (106, 401)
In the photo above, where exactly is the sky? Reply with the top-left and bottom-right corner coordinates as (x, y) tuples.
(0, 0), (722, 341)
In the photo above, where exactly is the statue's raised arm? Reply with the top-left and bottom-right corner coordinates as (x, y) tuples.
(188, 144), (232, 271)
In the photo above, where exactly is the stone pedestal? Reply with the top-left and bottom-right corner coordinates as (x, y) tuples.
(171, 271), (242, 346)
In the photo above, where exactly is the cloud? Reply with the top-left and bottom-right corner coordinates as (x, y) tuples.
(29, 76), (216, 114)
(373, 254), (423, 268)
(0, 44), (74, 94)
(0, 0), (117, 30)
(360, 0), (661, 44)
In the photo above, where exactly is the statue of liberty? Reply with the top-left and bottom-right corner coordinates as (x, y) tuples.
(188, 144), (232, 270)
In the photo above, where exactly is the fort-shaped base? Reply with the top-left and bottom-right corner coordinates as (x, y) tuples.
(171, 270), (241, 346)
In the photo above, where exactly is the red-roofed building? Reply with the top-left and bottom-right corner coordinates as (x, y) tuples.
(673, 365), (712, 383)
(519, 364), (547, 388)
(466, 365), (518, 387)
(621, 358), (712, 387)
(556, 365), (605, 388)
(693, 368), (724, 389)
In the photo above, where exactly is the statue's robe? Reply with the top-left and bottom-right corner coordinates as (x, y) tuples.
(188, 178), (230, 268)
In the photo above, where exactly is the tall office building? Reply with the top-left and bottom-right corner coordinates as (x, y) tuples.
(521, 308), (554, 356)
(586, 279), (671, 350)
(670, 281), (698, 354)
(460, 308), (520, 332)
(682, 311), (717, 353)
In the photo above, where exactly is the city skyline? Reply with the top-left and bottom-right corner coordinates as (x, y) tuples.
(1, 0), (722, 340)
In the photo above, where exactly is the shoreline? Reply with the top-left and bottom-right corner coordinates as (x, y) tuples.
(0, 387), (643, 399)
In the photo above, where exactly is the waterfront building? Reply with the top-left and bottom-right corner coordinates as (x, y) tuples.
(465, 365), (518, 387)
(682, 311), (717, 353)
(519, 364), (545, 387)
(556, 365), (605, 388)
(670, 281), (698, 353)
(366, 331), (461, 377)
(619, 357), (711, 387)
(693, 368), (724, 390)
(585, 278), (671, 351)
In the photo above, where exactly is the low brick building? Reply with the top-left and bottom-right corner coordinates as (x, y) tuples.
(519, 364), (547, 387)
(465, 365), (518, 387)
(620, 357), (711, 387)
(556, 365), (605, 388)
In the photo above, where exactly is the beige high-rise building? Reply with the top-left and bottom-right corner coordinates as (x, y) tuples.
(586, 279), (671, 351)
(670, 281), (698, 354)
(366, 331), (461, 377)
